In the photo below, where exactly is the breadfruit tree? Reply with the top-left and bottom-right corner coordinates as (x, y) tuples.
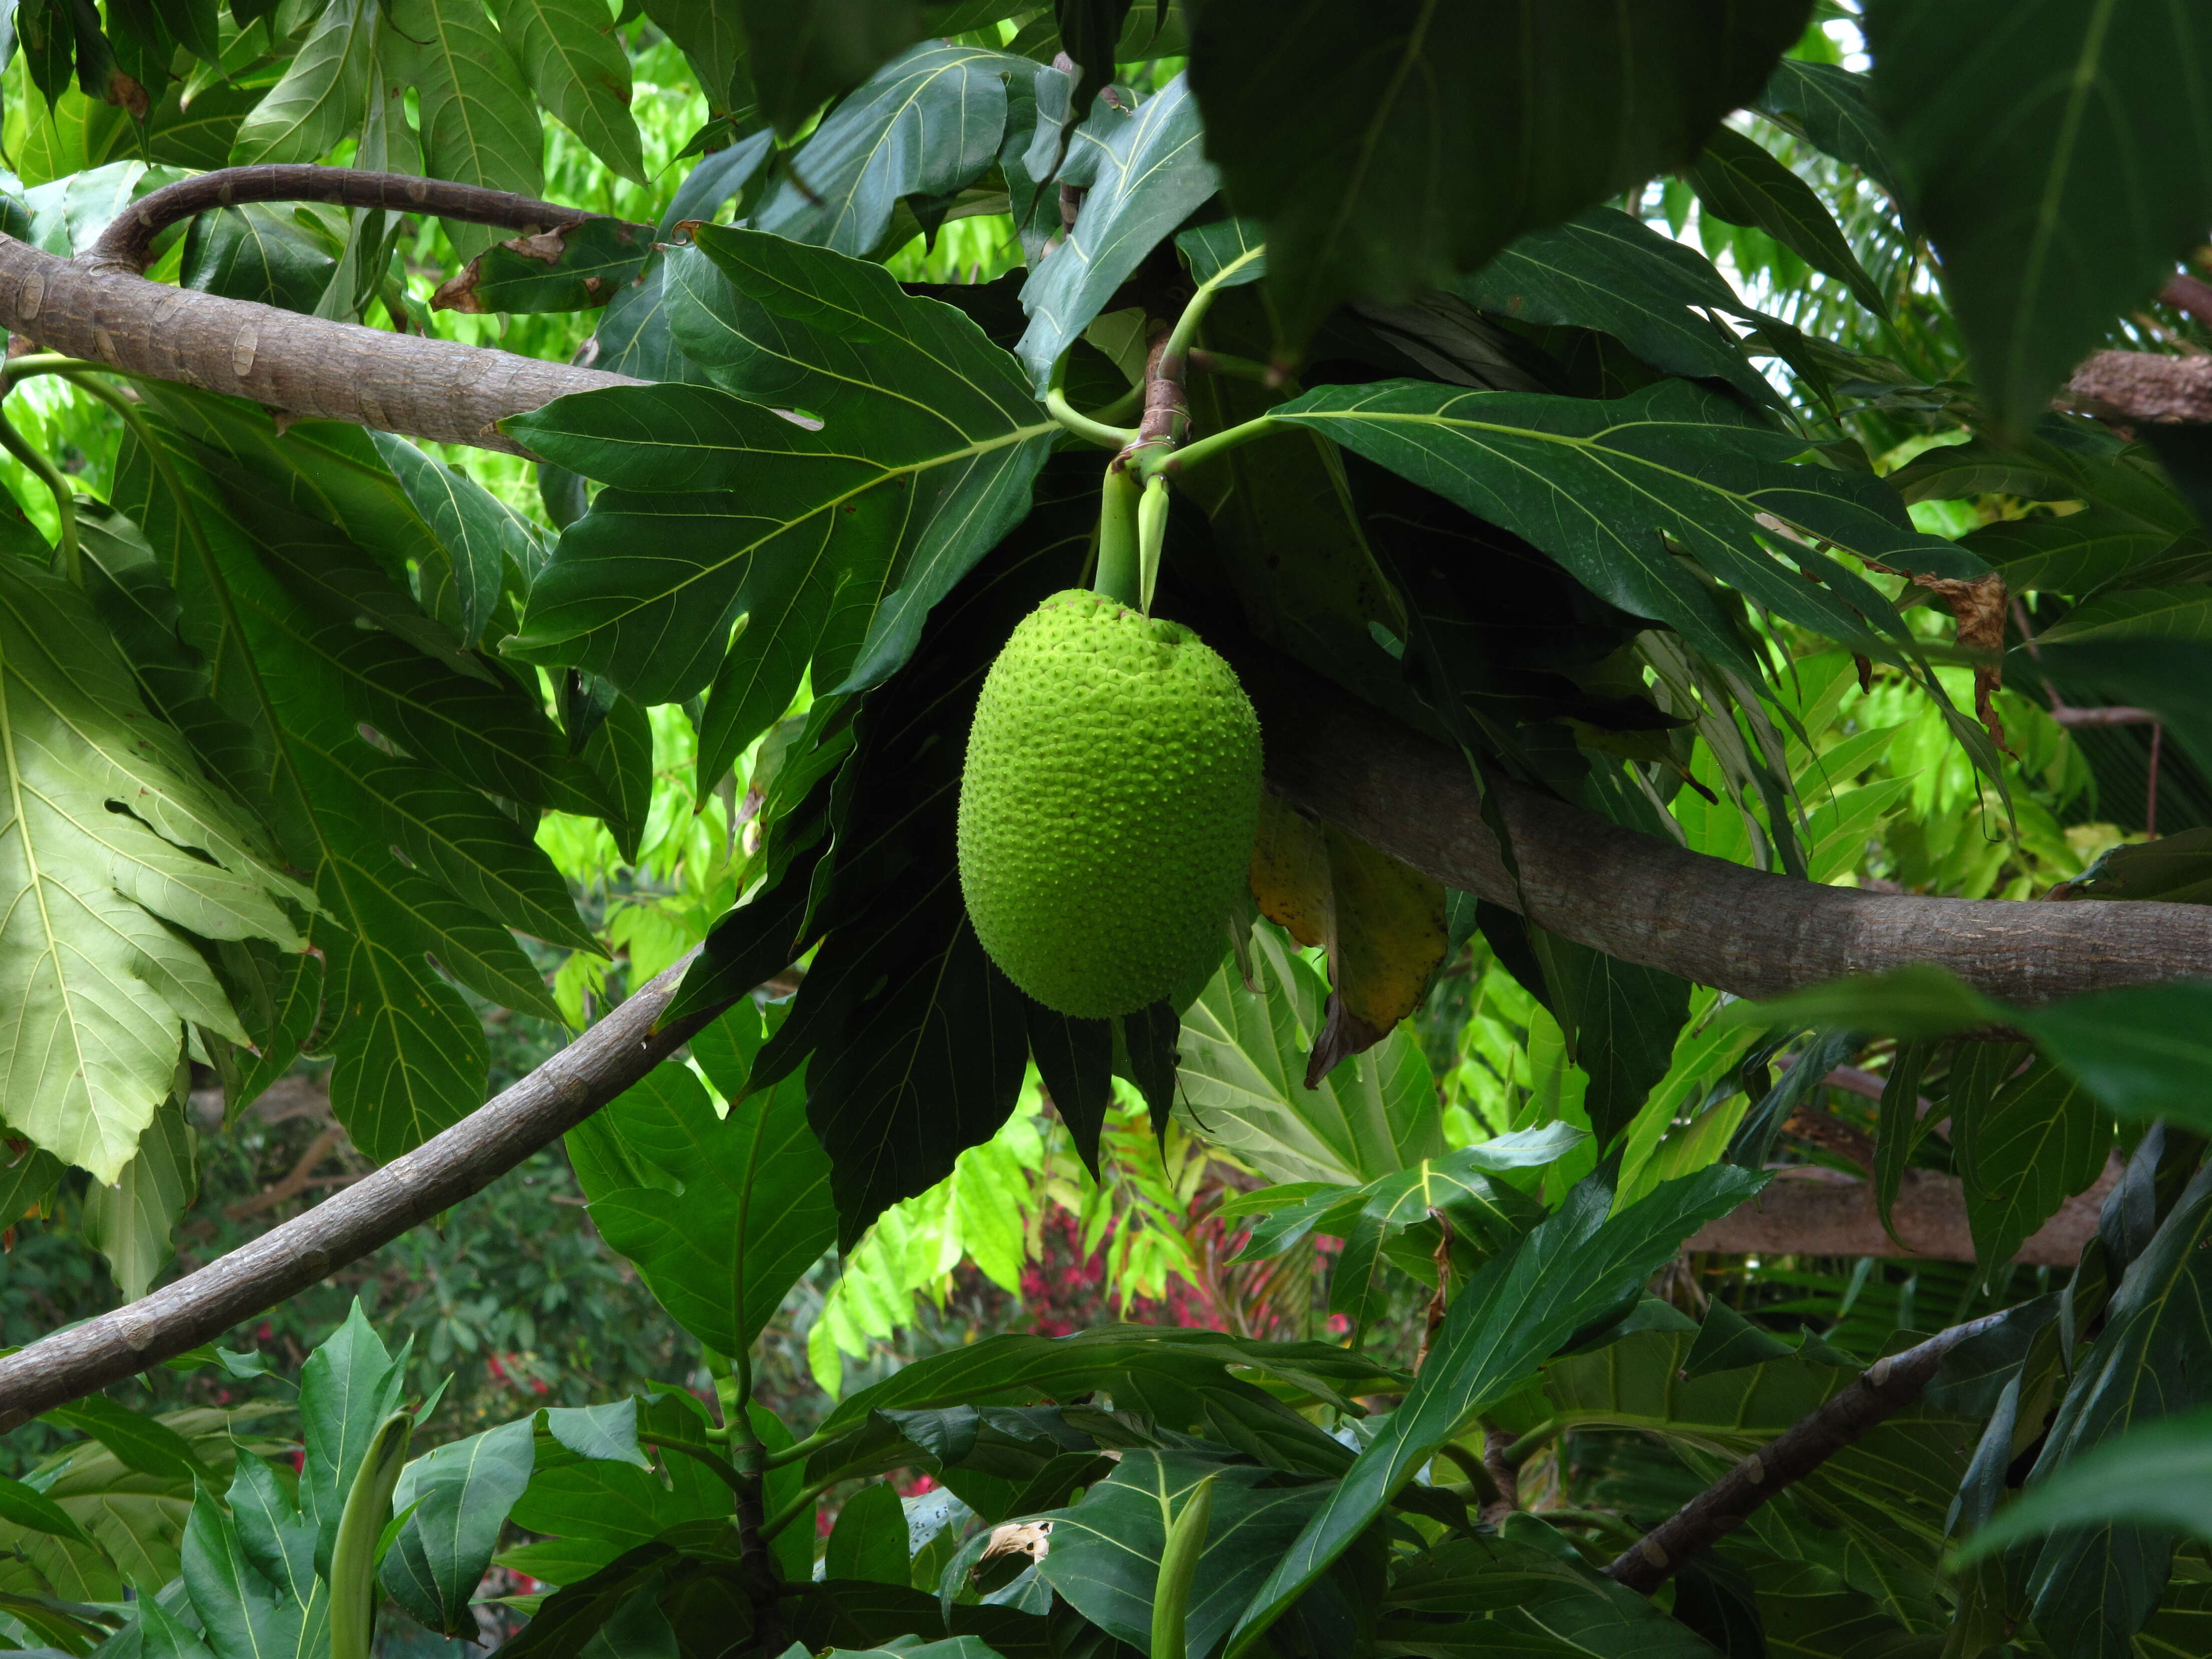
(1, 2), (2211, 1657)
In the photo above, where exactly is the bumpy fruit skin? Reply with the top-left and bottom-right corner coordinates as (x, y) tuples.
(958, 590), (1263, 1018)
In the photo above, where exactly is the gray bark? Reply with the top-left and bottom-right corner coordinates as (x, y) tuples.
(1240, 644), (2212, 1005)
(0, 168), (640, 454)
(0, 950), (724, 1430)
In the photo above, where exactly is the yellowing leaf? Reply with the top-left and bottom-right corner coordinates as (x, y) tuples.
(1248, 794), (1447, 1084)
(0, 562), (306, 1182)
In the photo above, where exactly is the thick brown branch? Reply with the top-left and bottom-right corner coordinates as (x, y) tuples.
(1605, 1310), (2010, 1593)
(1237, 643), (2212, 1004)
(1686, 1158), (2117, 1266)
(90, 165), (601, 274)
(2060, 348), (2212, 424)
(2050, 705), (2157, 728)
(0, 169), (637, 453)
(0, 951), (737, 1430)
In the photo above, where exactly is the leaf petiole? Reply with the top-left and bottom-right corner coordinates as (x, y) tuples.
(1131, 414), (1282, 483)
(0, 394), (78, 586)
(1046, 352), (1140, 449)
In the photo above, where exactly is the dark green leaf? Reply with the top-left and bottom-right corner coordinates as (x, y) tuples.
(2066, 828), (2212, 904)
(754, 40), (1031, 254)
(42, 1398), (213, 1485)
(1956, 1404), (2212, 1561)
(0, 1140), (65, 1231)
(1680, 1299), (1795, 1380)
(1865, 0), (2212, 428)
(437, 217), (657, 316)
(370, 433), (539, 651)
(825, 1481), (910, 1586)
(1452, 207), (1777, 408)
(1753, 59), (1908, 207)
(2010, 980), (2212, 1136)
(1683, 124), (1885, 316)
(1958, 1056), (2111, 1285)
(228, 1451), (322, 1615)
(642, 0), (748, 118)
(490, 0), (646, 183)
(811, 1328), (1394, 1483)
(1274, 379), (1981, 683)
(180, 204), (335, 313)
(1225, 1163), (1764, 1651)
(1378, 1532), (1720, 1659)
(1175, 217), (1266, 289)
(740, 0), (928, 136)
(1013, 72), (1218, 390)
(2016, 1163), (2212, 1656)
(1186, 0), (1810, 349)
(297, 1301), (408, 1576)
(0, 1475), (96, 1548)
(1874, 1037), (1935, 1244)
(382, 1419), (537, 1634)
(1961, 508), (2212, 597)
(181, 1486), (314, 1659)
(510, 231), (1053, 709)
(1719, 964), (2000, 1041)
(566, 1020), (837, 1356)
(1034, 1453), (1327, 1658)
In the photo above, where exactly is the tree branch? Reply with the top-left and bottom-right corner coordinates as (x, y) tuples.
(1604, 1309), (2011, 1594)
(1234, 641), (2212, 1004)
(0, 170), (637, 454)
(0, 950), (738, 1429)
(2060, 348), (2212, 425)
(89, 164), (603, 274)
(1687, 1157), (2117, 1265)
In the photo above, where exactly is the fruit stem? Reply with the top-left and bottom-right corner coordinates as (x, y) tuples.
(1094, 461), (1143, 605)
(1137, 473), (1169, 615)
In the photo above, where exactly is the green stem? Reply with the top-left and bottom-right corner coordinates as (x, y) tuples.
(330, 1411), (412, 1659)
(1186, 348), (1271, 383)
(1047, 384), (1140, 449)
(0, 394), (77, 585)
(1434, 1440), (1498, 1503)
(1093, 461), (1142, 605)
(1534, 1507), (1644, 1545)
(1131, 414), (1281, 483)
(761, 1427), (835, 1469)
(639, 1433), (751, 1501)
(1150, 1474), (1216, 1659)
(760, 1474), (840, 1540)
(1499, 1419), (1561, 1469)
(1157, 243), (1263, 385)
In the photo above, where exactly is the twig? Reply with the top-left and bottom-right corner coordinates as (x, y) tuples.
(1413, 1209), (1453, 1374)
(0, 949), (744, 1428)
(1603, 1310), (2011, 1594)
(221, 1124), (348, 1222)
(2148, 722), (2164, 840)
(89, 164), (601, 275)
(1479, 1427), (1521, 1526)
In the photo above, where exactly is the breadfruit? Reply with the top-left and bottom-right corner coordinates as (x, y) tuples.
(958, 589), (1263, 1018)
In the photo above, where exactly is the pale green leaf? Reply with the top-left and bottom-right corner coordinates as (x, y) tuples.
(0, 561), (305, 1182)
(230, 0), (376, 165)
(82, 1096), (198, 1300)
(490, 0), (645, 184)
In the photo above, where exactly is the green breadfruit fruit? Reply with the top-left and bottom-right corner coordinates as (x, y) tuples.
(958, 589), (1264, 1019)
